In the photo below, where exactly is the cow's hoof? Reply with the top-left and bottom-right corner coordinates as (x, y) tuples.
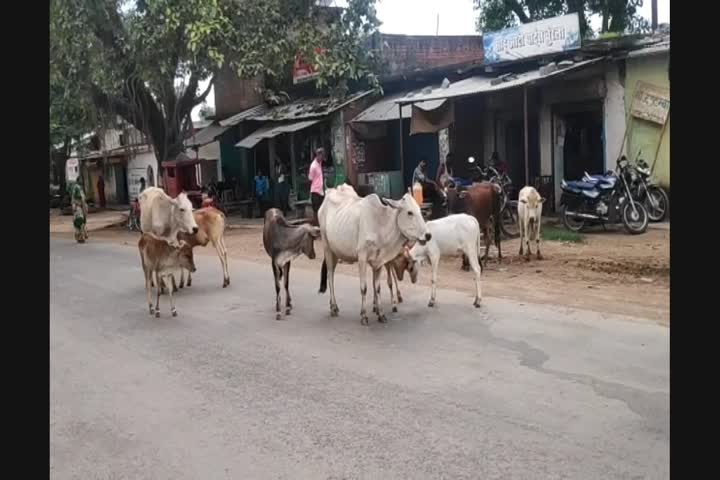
(377, 314), (388, 323)
(428, 300), (435, 308)
(474, 299), (482, 308)
(276, 312), (283, 320)
(155, 311), (160, 318)
(285, 307), (291, 315)
(172, 310), (178, 317)
(148, 308), (154, 316)
(524, 255), (530, 262)
(397, 295), (403, 304)
(392, 306), (398, 313)
(372, 305), (378, 314)
(360, 316), (369, 326)
(537, 254), (544, 261)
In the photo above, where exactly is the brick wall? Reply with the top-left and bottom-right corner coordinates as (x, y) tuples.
(213, 67), (265, 119)
(379, 34), (484, 78)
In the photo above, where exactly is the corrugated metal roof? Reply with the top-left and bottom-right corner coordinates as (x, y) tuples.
(352, 91), (446, 123)
(626, 42), (669, 58)
(185, 122), (230, 148)
(219, 103), (270, 127)
(235, 120), (322, 149)
(395, 58), (605, 104)
(250, 90), (373, 122)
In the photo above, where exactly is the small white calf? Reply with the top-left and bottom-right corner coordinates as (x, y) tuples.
(405, 214), (483, 308)
(517, 186), (545, 260)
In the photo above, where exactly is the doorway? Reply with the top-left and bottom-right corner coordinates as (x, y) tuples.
(557, 104), (604, 180)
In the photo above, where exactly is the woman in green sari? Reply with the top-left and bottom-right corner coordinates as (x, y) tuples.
(68, 178), (89, 243)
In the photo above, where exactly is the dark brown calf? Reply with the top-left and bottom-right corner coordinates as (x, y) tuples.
(446, 182), (502, 267)
(263, 208), (321, 320)
(139, 234), (196, 317)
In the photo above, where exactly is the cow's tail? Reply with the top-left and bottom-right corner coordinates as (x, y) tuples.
(319, 259), (328, 294)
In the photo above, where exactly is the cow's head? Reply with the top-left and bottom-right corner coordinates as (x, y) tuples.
(391, 247), (418, 284)
(381, 194), (432, 245)
(520, 191), (545, 227)
(173, 192), (199, 235)
(301, 225), (322, 259)
(177, 241), (197, 273)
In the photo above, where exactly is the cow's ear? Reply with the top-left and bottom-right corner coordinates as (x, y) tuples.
(540, 197), (546, 203)
(520, 199), (527, 204)
(379, 197), (401, 209)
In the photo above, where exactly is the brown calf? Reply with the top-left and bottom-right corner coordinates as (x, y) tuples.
(263, 208), (320, 320)
(445, 182), (502, 267)
(177, 207), (230, 289)
(139, 234), (196, 317)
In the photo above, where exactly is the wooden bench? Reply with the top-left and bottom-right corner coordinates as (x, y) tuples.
(291, 199), (312, 219)
(220, 199), (254, 218)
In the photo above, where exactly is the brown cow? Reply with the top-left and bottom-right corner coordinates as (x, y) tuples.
(139, 234), (196, 317)
(445, 182), (502, 267)
(177, 207), (230, 289)
(263, 208), (321, 320)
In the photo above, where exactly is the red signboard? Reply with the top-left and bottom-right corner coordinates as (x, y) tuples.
(293, 48), (323, 84)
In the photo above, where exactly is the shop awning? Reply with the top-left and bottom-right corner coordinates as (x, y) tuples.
(395, 57), (605, 104)
(219, 103), (270, 127)
(352, 92), (446, 123)
(185, 122), (230, 148)
(235, 119), (322, 149)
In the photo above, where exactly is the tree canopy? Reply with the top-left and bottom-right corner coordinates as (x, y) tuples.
(50, 0), (381, 163)
(474, 0), (651, 37)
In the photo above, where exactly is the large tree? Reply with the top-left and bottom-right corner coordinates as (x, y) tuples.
(474, 0), (651, 37)
(50, 0), (381, 164)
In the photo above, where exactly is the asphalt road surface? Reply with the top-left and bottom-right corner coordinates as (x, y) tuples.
(50, 238), (669, 479)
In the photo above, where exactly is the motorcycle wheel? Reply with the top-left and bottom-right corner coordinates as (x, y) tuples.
(644, 186), (669, 222)
(561, 205), (585, 232)
(621, 201), (649, 235)
(499, 201), (520, 239)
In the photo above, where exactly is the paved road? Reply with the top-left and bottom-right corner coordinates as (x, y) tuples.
(50, 238), (669, 479)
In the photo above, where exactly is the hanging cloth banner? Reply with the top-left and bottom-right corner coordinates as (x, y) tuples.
(410, 100), (454, 135)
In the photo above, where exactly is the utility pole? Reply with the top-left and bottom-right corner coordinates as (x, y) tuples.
(436, 13), (439, 36)
(651, 0), (658, 31)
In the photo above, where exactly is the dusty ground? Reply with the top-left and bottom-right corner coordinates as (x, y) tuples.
(72, 219), (669, 326)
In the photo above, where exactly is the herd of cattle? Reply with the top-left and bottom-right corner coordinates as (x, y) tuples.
(135, 182), (545, 323)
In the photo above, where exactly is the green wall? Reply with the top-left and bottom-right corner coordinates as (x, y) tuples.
(625, 53), (670, 189)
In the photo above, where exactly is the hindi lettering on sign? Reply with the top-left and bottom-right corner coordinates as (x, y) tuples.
(630, 81), (670, 125)
(483, 13), (581, 65)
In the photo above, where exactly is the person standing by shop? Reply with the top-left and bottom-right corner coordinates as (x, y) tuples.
(308, 147), (325, 225)
(275, 160), (290, 215)
(69, 177), (89, 243)
(254, 169), (270, 217)
(97, 175), (106, 208)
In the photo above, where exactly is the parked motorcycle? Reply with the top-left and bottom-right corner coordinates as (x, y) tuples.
(127, 198), (141, 232)
(445, 157), (519, 239)
(628, 151), (669, 222)
(560, 157), (649, 234)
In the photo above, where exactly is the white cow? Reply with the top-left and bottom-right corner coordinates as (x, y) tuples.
(517, 186), (545, 260)
(139, 187), (199, 247)
(318, 184), (431, 325)
(398, 214), (483, 308)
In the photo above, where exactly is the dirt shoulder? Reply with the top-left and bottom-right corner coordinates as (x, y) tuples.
(69, 222), (669, 327)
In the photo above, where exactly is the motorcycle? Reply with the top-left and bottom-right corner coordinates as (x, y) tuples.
(128, 198), (141, 232)
(560, 157), (649, 235)
(628, 151), (669, 222)
(445, 157), (519, 239)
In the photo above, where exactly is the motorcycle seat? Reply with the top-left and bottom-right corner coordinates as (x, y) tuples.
(563, 180), (598, 190)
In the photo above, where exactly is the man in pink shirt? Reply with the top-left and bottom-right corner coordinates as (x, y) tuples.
(308, 147), (325, 225)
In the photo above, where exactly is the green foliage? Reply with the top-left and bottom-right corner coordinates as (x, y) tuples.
(541, 225), (585, 243)
(50, 0), (382, 162)
(474, 0), (651, 37)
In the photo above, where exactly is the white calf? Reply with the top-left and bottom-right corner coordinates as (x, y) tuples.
(407, 214), (483, 308)
(517, 186), (545, 260)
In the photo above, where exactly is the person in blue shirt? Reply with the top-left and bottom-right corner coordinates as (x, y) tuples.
(254, 169), (270, 216)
